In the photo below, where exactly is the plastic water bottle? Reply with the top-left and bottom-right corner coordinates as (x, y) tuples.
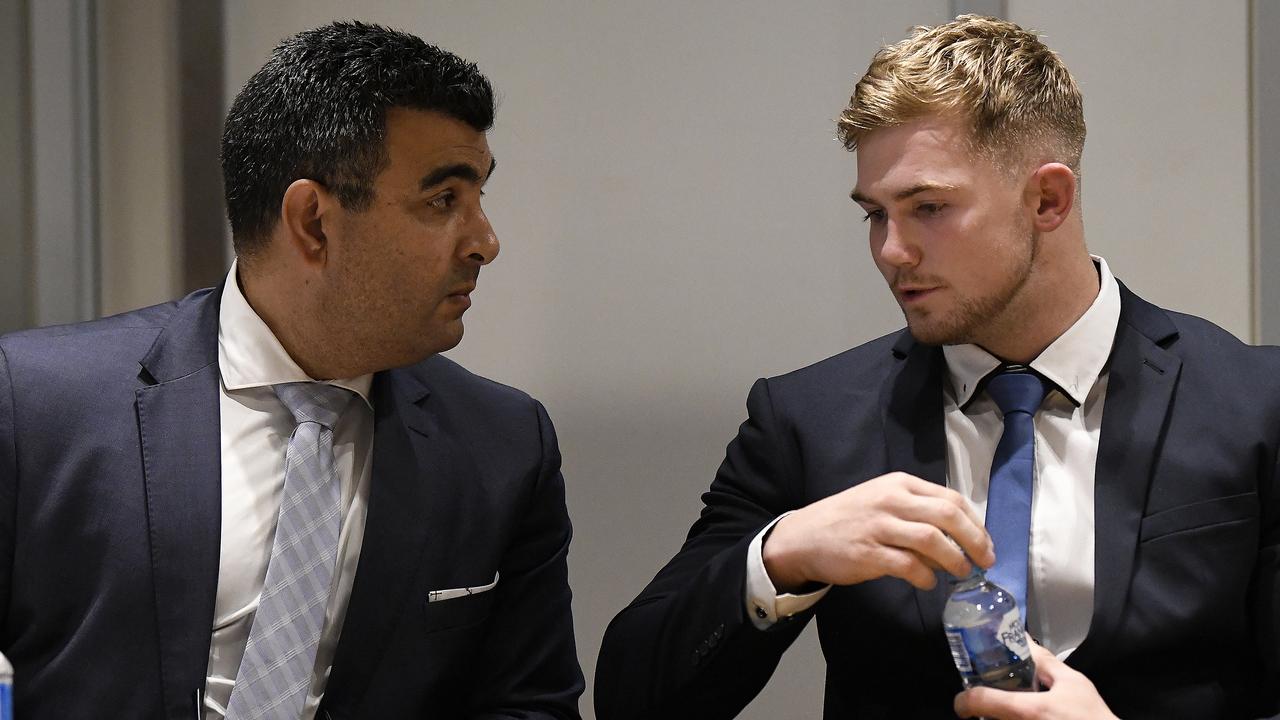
(0, 650), (11, 719)
(943, 567), (1038, 690)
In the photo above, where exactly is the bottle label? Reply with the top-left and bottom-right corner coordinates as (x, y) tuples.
(945, 630), (973, 673)
(996, 607), (1031, 658)
(947, 608), (1030, 676)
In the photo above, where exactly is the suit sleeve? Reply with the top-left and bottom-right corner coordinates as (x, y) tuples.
(466, 400), (585, 719)
(0, 345), (15, 635)
(1251, 443), (1280, 718)
(594, 378), (814, 720)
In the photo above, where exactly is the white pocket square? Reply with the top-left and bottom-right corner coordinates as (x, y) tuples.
(428, 572), (500, 603)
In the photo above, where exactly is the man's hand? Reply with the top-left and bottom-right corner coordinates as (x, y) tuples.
(954, 643), (1119, 720)
(761, 472), (994, 592)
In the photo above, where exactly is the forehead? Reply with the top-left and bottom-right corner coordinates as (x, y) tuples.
(854, 116), (990, 199)
(380, 107), (492, 180)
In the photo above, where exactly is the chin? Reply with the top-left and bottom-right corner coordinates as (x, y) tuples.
(905, 317), (968, 347)
(422, 322), (465, 356)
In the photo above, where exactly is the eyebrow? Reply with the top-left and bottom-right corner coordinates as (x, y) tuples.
(418, 157), (497, 191)
(850, 181), (959, 204)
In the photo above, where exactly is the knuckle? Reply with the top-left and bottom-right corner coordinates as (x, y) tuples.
(908, 524), (937, 547)
(937, 501), (963, 527)
(883, 550), (913, 576)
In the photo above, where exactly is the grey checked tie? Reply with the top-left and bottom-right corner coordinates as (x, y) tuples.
(225, 382), (355, 720)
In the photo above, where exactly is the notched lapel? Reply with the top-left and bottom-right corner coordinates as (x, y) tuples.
(883, 335), (948, 488)
(136, 287), (223, 719)
(1069, 288), (1181, 672)
(881, 336), (953, 634)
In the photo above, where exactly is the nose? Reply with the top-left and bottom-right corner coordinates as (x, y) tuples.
(875, 219), (919, 269)
(464, 208), (499, 266)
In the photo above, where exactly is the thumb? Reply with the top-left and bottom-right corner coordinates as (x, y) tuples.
(1027, 640), (1063, 688)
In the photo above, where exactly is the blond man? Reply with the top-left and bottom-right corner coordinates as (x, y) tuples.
(596, 15), (1279, 720)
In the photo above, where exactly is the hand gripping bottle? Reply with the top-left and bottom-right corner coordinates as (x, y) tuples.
(943, 567), (1038, 690)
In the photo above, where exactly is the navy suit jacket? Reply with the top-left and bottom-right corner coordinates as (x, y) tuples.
(0, 285), (584, 718)
(596, 284), (1280, 719)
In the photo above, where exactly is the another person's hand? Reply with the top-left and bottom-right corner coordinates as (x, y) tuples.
(761, 472), (994, 592)
(954, 643), (1119, 720)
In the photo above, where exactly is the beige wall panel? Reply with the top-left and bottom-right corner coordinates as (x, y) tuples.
(98, 0), (181, 316)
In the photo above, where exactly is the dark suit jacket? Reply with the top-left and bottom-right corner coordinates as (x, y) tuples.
(596, 284), (1280, 719)
(0, 285), (584, 719)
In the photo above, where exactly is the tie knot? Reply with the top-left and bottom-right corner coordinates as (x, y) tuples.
(273, 382), (355, 429)
(986, 369), (1047, 417)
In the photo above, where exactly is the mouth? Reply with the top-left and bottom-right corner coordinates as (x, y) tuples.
(895, 285), (941, 304)
(446, 284), (476, 308)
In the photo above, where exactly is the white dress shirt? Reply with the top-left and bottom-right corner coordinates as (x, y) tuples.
(204, 262), (375, 719)
(747, 257), (1121, 659)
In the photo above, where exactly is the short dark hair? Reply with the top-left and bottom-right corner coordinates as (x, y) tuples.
(221, 21), (496, 254)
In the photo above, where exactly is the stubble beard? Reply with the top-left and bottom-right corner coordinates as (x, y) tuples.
(903, 224), (1039, 347)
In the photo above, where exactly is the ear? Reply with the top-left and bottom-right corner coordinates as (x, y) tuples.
(1024, 162), (1076, 233)
(279, 179), (335, 269)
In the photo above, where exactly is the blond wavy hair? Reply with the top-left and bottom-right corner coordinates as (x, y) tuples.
(838, 15), (1085, 173)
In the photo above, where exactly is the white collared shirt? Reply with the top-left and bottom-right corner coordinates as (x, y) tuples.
(204, 262), (375, 719)
(747, 257), (1121, 659)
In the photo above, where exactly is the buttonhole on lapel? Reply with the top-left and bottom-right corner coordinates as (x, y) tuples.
(1142, 358), (1165, 375)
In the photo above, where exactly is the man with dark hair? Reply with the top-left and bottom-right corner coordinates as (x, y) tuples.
(596, 15), (1279, 720)
(0, 21), (583, 719)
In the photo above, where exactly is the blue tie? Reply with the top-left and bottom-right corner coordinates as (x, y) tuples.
(984, 369), (1047, 620)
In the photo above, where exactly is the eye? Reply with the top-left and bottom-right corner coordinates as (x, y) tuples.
(916, 202), (946, 217)
(427, 191), (456, 210)
(861, 209), (885, 223)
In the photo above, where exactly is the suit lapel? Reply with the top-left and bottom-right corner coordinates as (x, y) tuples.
(1068, 284), (1180, 672)
(322, 365), (481, 714)
(880, 334), (953, 632)
(135, 287), (224, 718)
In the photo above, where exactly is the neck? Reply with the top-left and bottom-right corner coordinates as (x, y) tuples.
(237, 261), (335, 380)
(973, 248), (1099, 365)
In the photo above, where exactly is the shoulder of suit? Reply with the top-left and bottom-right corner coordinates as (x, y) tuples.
(765, 328), (910, 389)
(408, 353), (542, 412)
(1156, 307), (1280, 368)
(0, 289), (210, 371)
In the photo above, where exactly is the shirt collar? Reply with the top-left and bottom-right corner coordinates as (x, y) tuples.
(943, 255), (1121, 409)
(217, 260), (373, 407)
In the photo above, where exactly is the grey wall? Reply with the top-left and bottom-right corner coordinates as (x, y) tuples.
(1010, 0), (1252, 341)
(29, 0), (100, 326)
(98, 0), (182, 316)
(0, 0), (32, 333)
(1256, 0), (1280, 344)
(225, 2), (1254, 718)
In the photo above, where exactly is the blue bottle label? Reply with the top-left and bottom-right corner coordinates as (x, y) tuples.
(0, 681), (11, 720)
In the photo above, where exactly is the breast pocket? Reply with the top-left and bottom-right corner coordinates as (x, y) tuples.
(1139, 492), (1258, 544)
(422, 571), (499, 633)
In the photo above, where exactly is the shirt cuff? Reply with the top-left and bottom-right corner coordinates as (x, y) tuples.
(745, 512), (831, 630)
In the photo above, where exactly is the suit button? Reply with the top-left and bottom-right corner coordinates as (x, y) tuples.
(699, 640), (709, 654)
(708, 634), (719, 649)
(713, 624), (724, 639)
(755, 606), (768, 620)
